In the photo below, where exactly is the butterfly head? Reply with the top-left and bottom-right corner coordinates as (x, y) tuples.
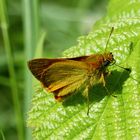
(102, 52), (115, 67)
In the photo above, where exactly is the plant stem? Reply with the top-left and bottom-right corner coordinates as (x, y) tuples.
(0, 0), (24, 140)
(22, 0), (39, 139)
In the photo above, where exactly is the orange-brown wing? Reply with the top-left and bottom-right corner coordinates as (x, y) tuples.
(28, 59), (90, 98)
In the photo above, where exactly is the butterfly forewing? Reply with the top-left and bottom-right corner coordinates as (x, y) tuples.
(28, 59), (94, 98)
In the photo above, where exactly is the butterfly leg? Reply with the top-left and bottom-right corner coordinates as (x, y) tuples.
(105, 69), (111, 76)
(100, 73), (116, 97)
(104, 86), (111, 95)
(99, 73), (106, 87)
(82, 86), (90, 115)
(103, 81), (117, 97)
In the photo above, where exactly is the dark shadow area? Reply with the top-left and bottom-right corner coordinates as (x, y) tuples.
(63, 69), (131, 107)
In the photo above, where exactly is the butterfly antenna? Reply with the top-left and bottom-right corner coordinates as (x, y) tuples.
(114, 63), (131, 72)
(114, 64), (140, 83)
(104, 27), (114, 52)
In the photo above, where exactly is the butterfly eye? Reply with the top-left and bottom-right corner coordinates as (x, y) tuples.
(103, 60), (110, 67)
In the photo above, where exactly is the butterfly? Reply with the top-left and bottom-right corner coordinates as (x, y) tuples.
(28, 27), (130, 114)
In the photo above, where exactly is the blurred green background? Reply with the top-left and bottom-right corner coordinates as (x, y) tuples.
(0, 0), (107, 139)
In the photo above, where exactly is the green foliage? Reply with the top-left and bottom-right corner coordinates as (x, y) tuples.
(0, 0), (24, 140)
(27, 0), (140, 139)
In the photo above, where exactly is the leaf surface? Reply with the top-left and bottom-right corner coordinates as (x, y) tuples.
(27, 0), (140, 139)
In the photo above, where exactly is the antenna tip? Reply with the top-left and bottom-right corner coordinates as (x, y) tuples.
(111, 27), (114, 32)
(125, 68), (131, 72)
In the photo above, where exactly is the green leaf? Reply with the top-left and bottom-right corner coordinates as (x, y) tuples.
(27, 0), (140, 139)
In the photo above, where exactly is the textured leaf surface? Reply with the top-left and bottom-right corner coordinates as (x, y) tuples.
(27, 0), (140, 139)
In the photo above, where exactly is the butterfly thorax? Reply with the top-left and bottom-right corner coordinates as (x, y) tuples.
(84, 52), (114, 70)
(85, 52), (115, 86)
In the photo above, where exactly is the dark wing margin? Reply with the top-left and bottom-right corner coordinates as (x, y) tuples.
(28, 58), (65, 81)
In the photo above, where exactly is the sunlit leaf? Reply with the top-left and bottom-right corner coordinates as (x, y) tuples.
(27, 0), (140, 139)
